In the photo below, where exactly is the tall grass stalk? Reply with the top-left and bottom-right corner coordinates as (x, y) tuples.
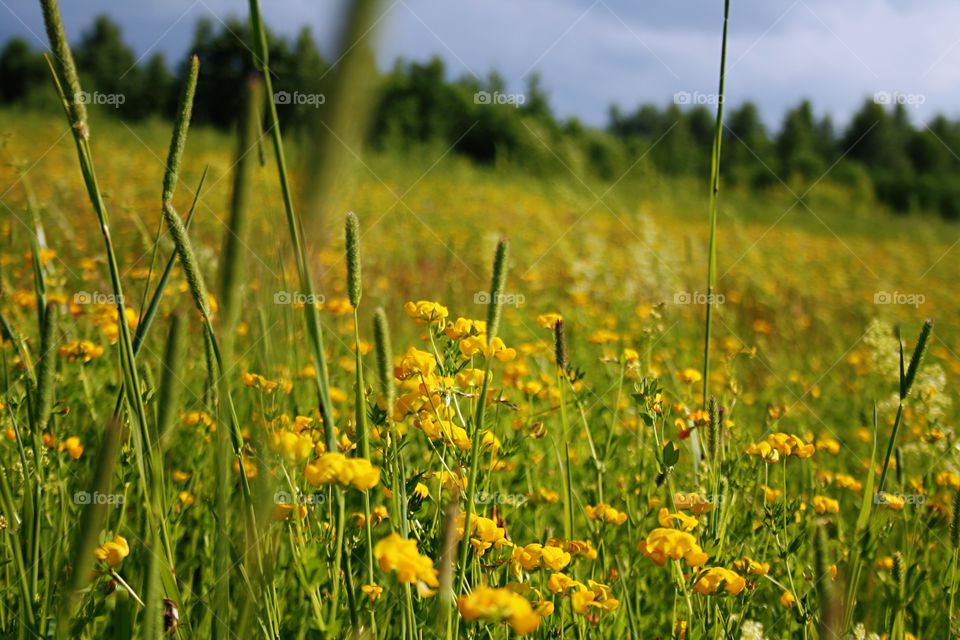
(219, 76), (262, 340)
(38, 2), (186, 633)
(554, 319), (575, 540)
(246, 0), (337, 452)
(452, 239), (508, 637)
(345, 211), (377, 635)
(41, 0), (155, 496)
(877, 320), (932, 495)
(159, 55), (282, 638)
(700, 0), (731, 411)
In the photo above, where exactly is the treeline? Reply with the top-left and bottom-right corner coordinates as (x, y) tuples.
(3, 15), (960, 218)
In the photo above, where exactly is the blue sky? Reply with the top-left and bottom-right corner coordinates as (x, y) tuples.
(2, 0), (959, 129)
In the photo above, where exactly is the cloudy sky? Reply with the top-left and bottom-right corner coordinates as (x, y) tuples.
(2, 0), (959, 129)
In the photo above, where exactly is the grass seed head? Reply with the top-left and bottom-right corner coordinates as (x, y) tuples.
(162, 55), (200, 205)
(39, 0), (87, 137)
(345, 211), (362, 308)
(486, 238), (509, 341)
(373, 307), (394, 415)
(952, 491), (960, 550)
(553, 318), (567, 373)
(900, 319), (932, 400)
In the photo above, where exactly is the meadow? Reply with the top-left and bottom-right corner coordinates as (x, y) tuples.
(2, 1), (960, 639)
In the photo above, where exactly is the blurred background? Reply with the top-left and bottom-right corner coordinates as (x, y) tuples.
(3, 0), (960, 217)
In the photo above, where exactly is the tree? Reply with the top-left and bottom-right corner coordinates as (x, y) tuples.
(0, 38), (46, 103)
(724, 101), (774, 186)
(776, 100), (827, 179)
(74, 15), (138, 103)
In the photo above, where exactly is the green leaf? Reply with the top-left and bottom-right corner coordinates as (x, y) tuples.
(662, 441), (680, 468)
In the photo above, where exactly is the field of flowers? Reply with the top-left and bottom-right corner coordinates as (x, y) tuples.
(2, 3), (960, 639)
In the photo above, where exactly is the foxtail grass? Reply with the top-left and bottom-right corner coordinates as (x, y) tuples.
(452, 238), (509, 638)
(39, 3), (186, 634)
(553, 318), (575, 540)
(345, 211), (377, 635)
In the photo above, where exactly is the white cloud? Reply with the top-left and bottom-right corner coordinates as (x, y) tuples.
(4, 0), (960, 129)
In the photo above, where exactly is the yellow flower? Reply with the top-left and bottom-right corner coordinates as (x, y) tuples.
(584, 503), (628, 526)
(876, 492), (905, 510)
(413, 482), (430, 500)
(374, 533), (439, 589)
(639, 528), (708, 567)
(833, 473), (863, 492)
(676, 368), (702, 384)
(536, 313), (562, 329)
(404, 300), (449, 325)
(732, 557), (769, 576)
(324, 297), (353, 315)
(535, 599), (555, 617)
(272, 502), (307, 521)
(657, 507), (698, 532)
(182, 410), (216, 430)
(445, 317), (486, 340)
(570, 581), (620, 614)
(458, 514), (510, 556)
(397, 347), (437, 380)
(512, 544), (543, 571)
(513, 543), (571, 572)
(241, 371), (279, 394)
(415, 413), (471, 450)
(539, 545), (572, 571)
(674, 492), (714, 515)
(304, 453), (380, 490)
(361, 583), (383, 602)
(455, 368), (487, 389)
(936, 472), (960, 490)
(745, 433), (815, 462)
(58, 436), (84, 459)
(546, 572), (583, 594)
(547, 538), (597, 560)
(815, 436), (841, 454)
(693, 567), (746, 595)
(269, 429), (315, 463)
(94, 535), (129, 568)
(459, 335), (517, 361)
(458, 585), (540, 635)
(812, 496), (840, 515)
(58, 340), (104, 363)
(779, 590), (795, 608)
(759, 484), (782, 502)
